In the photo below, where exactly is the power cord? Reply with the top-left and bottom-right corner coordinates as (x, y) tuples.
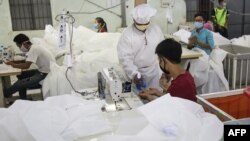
(69, 0), (128, 15)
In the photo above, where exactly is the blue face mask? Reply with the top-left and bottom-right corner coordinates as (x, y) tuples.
(194, 22), (203, 29)
(92, 23), (98, 29)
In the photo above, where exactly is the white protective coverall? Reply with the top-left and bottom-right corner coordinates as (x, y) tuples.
(117, 4), (164, 89)
(117, 24), (164, 89)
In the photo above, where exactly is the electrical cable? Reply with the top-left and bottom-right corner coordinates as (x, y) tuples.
(77, 0), (87, 13)
(65, 67), (98, 96)
(69, 0), (128, 15)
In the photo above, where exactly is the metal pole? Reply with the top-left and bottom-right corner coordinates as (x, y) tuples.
(242, 0), (246, 35)
(232, 58), (237, 89)
(121, 0), (127, 27)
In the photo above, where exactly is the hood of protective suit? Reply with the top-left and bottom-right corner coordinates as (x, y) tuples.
(132, 4), (157, 24)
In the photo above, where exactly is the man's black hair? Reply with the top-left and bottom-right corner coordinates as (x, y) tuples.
(155, 38), (182, 64)
(13, 33), (30, 44)
(194, 13), (205, 20)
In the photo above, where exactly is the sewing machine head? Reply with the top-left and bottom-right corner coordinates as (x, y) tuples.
(0, 45), (15, 64)
(98, 67), (132, 102)
(98, 67), (143, 112)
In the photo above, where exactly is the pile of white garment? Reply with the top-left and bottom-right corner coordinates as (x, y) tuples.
(212, 32), (231, 46)
(34, 25), (121, 98)
(0, 94), (223, 141)
(231, 35), (250, 47)
(97, 94), (223, 141)
(173, 29), (191, 44)
(173, 29), (231, 46)
(0, 95), (111, 141)
(184, 47), (229, 94)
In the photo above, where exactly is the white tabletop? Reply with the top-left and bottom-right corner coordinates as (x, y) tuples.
(0, 64), (21, 77)
(181, 47), (203, 59)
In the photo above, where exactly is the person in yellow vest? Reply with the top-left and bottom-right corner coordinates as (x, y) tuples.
(211, 0), (229, 38)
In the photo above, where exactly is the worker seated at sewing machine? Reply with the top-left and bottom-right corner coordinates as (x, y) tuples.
(139, 39), (197, 102)
(3, 34), (55, 100)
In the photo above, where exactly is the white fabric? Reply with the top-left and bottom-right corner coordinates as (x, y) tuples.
(114, 110), (148, 135)
(212, 32), (231, 46)
(39, 25), (121, 97)
(0, 109), (36, 141)
(97, 135), (165, 141)
(185, 48), (229, 94)
(0, 95), (111, 141)
(137, 94), (223, 141)
(173, 29), (191, 44)
(165, 7), (173, 24)
(132, 4), (156, 24)
(173, 29), (230, 46)
(199, 47), (229, 93)
(26, 45), (55, 73)
(231, 35), (250, 47)
(186, 48), (209, 88)
(137, 124), (171, 140)
(117, 24), (164, 89)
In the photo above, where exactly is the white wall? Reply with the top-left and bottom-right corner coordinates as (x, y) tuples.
(0, 0), (186, 47)
(148, 0), (186, 34)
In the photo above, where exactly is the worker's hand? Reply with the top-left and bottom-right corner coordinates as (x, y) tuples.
(138, 90), (157, 101)
(189, 36), (198, 45)
(160, 74), (171, 91)
(161, 73), (171, 82)
(147, 88), (163, 97)
(133, 73), (143, 85)
(138, 90), (149, 99)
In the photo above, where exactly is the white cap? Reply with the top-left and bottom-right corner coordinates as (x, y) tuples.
(132, 4), (157, 24)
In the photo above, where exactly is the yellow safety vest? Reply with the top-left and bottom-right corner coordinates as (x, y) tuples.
(214, 7), (228, 27)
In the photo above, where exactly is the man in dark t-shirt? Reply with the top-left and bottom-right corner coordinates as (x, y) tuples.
(139, 39), (197, 102)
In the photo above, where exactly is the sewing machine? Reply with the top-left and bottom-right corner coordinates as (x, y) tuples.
(0, 45), (15, 64)
(98, 67), (143, 112)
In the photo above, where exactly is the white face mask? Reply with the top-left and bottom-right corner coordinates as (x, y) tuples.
(20, 45), (29, 52)
(93, 23), (98, 29)
(194, 21), (203, 29)
(220, 2), (227, 8)
(135, 24), (149, 31)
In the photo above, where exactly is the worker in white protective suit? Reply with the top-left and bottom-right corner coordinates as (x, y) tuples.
(117, 4), (164, 90)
